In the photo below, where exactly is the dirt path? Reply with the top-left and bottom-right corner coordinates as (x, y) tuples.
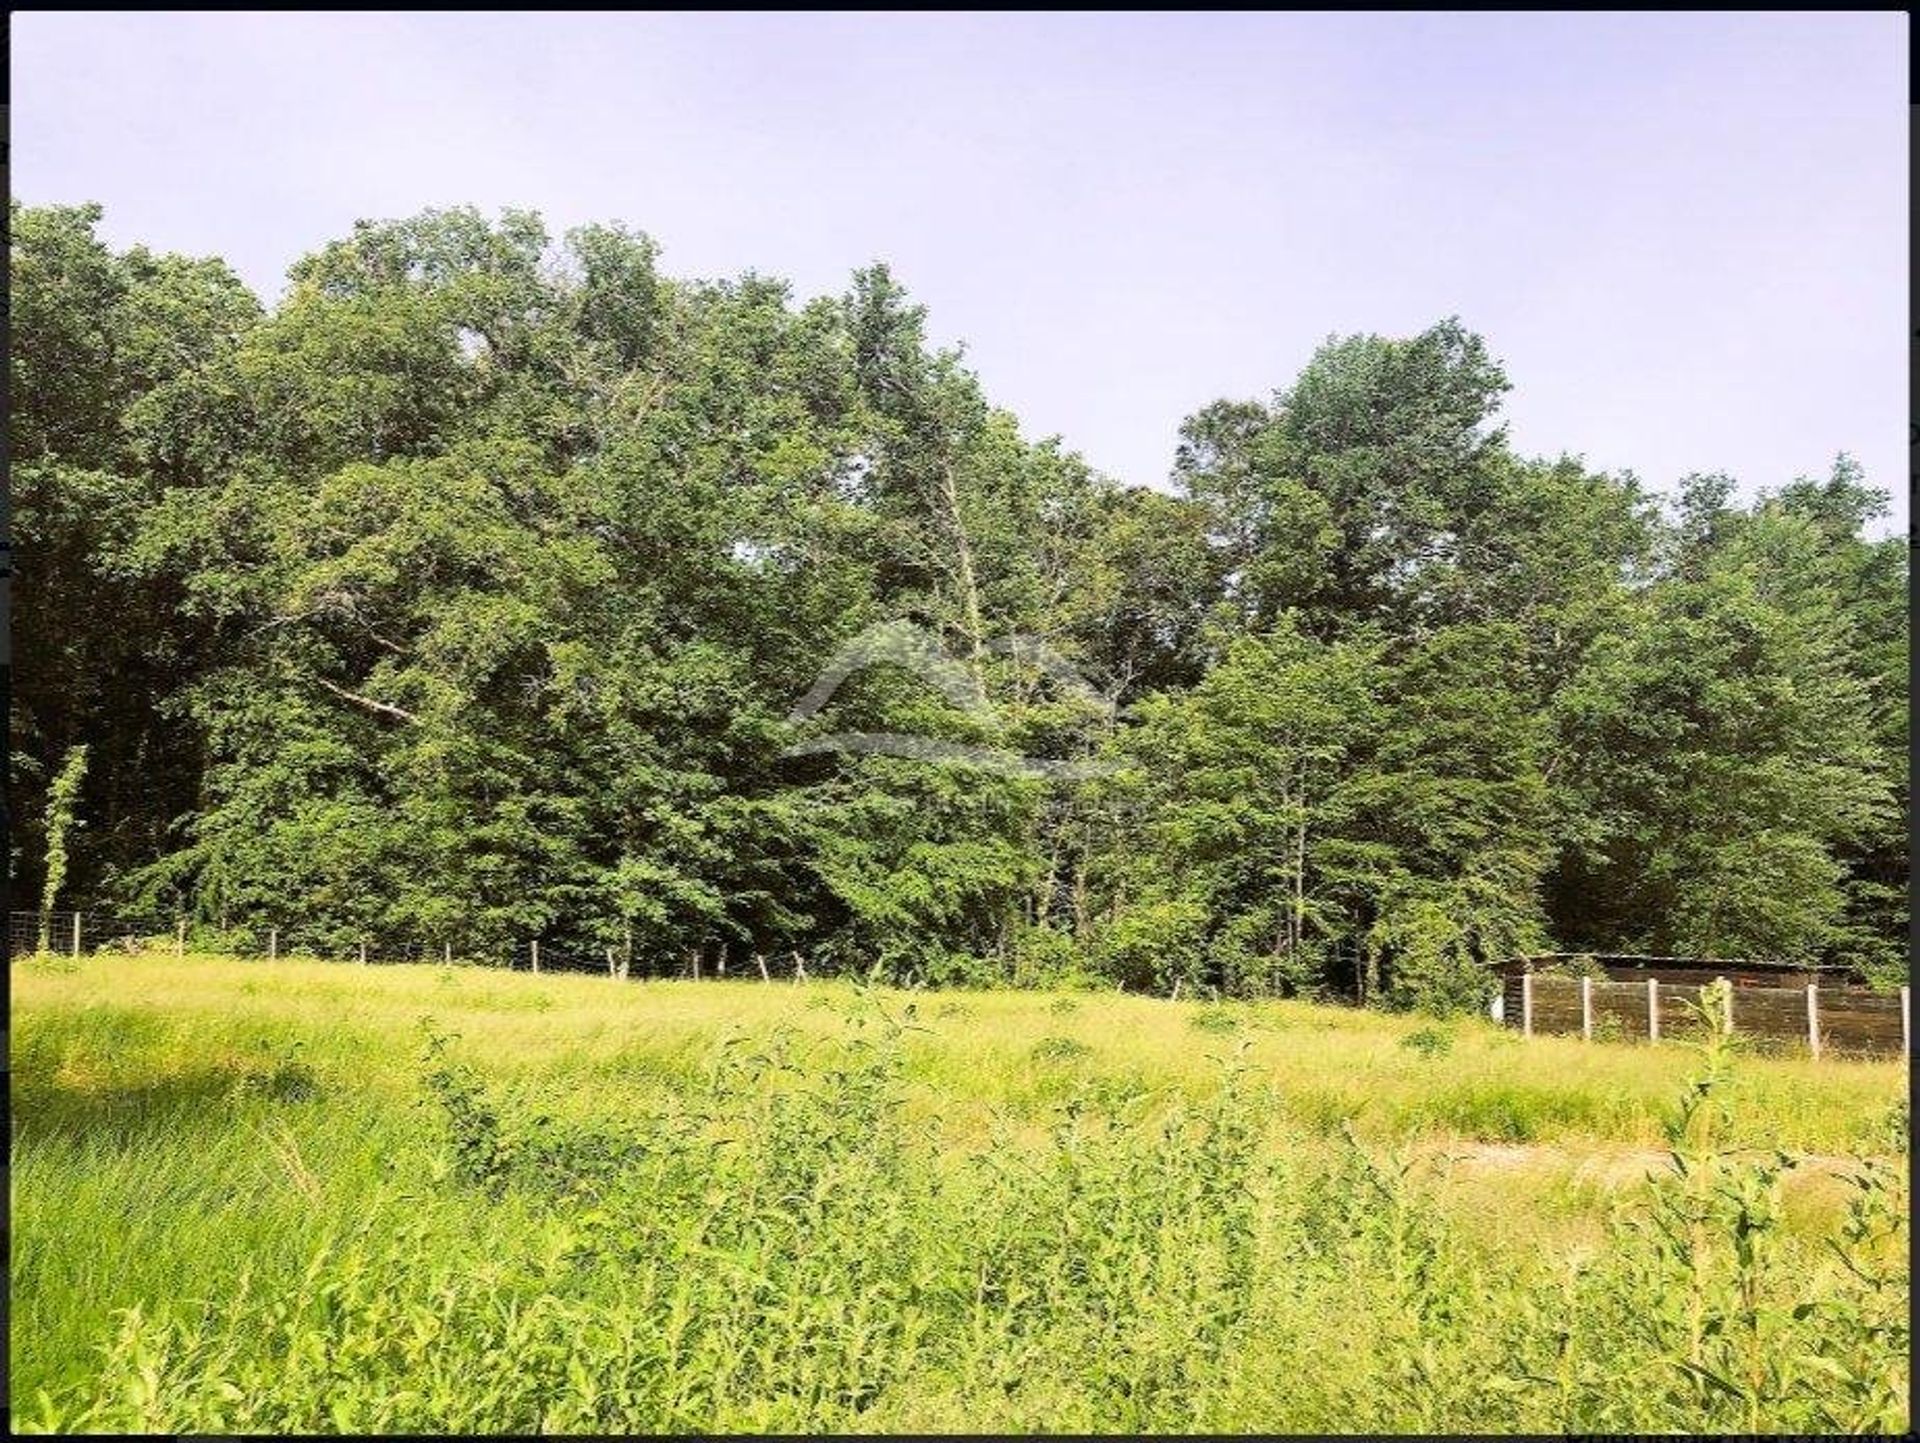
(1431, 1140), (1888, 1187)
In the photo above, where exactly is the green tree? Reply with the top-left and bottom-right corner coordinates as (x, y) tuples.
(8, 203), (1904, 993)
(37, 745), (90, 950)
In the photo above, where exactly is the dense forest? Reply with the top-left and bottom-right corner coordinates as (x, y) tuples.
(9, 202), (1909, 1005)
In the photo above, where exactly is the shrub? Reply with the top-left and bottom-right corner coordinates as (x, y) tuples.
(1094, 899), (1209, 993)
(236, 1041), (322, 1103)
(1399, 1025), (1452, 1058)
(1012, 926), (1083, 987)
(1029, 1035), (1093, 1064)
(1374, 901), (1498, 1017)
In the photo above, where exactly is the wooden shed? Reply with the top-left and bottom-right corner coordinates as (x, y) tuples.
(1488, 953), (1905, 1057)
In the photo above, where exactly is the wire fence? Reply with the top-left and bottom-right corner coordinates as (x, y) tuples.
(8, 909), (855, 984)
(17, 912), (1910, 1056)
(1499, 971), (1910, 1060)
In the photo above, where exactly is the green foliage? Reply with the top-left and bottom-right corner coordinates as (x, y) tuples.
(1030, 1035), (1094, 1064)
(1189, 1004), (1243, 1034)
(7, 201), (1906, 992)
(1400, 1025), (1453, 1058)
(1095, 897), (1210, 992)
(37, 745), (89, 946)
(1539, 953), (1607, 980)
(1011, 924), (1082, 987)
(16, 970), (1905, 1434)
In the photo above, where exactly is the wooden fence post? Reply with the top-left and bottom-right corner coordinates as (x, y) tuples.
(1902, 986), (1910, 1060)
(443, 941), (451, 966)
(176, 919), (186, 958)
(756, 952), (770, 983)
(1805, 983), (1821, 1060)
(1718, 976), (1732, 1033)
(359, 940), (368, 966)
(1520, 972), (1533, 1037)
(268, 927), (278, 961)
(72, 912), (83, 958)
(1580, 976), (1593, 1041)
(531, 939), (541, 974)
(1647, 977), (1659, 1044)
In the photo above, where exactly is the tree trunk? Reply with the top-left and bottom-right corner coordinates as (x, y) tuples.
(937, 456), (988, 692)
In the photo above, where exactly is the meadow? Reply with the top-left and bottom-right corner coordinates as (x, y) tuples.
(11, 953), (1910, 1434)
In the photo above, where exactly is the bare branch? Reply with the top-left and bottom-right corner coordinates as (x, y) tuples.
(314, 675), (418, 723)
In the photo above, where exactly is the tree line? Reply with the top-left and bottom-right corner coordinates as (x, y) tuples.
(9, 202), (1908, 1005)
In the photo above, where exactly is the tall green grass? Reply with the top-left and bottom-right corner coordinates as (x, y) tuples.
(11, 956), (1909, 1433)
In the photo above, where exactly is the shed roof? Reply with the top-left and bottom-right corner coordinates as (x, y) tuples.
(1494, 952), (1851, 975)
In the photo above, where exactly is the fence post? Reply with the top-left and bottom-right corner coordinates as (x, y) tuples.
(1717, 976), (1732, 1033)
(268, 927), (278, 961)
(72, 911), (83, 958)
(756, 952), (770, 983)
(531, 939), (541, 974)
(443, 941), (451, 966)
(1902, 986), (1910, 1060)
(176, 919), (186, 958)
(1580, 976), (1593, 1041)
(1805, 983), (1820, 1060)
(358, 940), (368, 965)
(1647, 977), (1659, 1044)
(1520, 971), (1533, 1037)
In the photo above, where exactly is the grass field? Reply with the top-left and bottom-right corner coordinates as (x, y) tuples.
(11, 953), (1910, 1433)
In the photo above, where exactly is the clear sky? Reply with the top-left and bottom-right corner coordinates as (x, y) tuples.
(13, 12), (1910, 530)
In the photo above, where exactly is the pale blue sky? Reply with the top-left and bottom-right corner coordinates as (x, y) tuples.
(13, 12), (1910, 530)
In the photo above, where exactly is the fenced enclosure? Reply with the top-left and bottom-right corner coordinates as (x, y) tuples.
(1501, 971), (1910, 1059)
(7, 910), (848, 983)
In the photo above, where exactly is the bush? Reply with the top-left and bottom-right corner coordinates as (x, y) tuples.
(1399, 1025), (1452, 1058)
(1095, 900), (1209, 993)
(1030, 1035), (1093, 1064)
(1376, 901), (1498, 1017)
(1011, 925), (1083, 988)
(1189, 1005), (1242, 1034)
(1205, 909), (1323, 999)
